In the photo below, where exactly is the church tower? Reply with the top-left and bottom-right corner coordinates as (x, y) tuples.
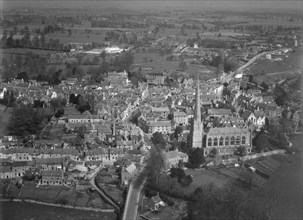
(192, 76), (204, 148)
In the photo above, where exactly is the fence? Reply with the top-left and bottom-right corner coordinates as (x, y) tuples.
(240, 150), (286, 161)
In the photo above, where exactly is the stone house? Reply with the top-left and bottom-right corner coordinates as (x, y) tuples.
(164, 150), (189, 170)
(40, 170), (65, 186)
(121, 163), (137, 186)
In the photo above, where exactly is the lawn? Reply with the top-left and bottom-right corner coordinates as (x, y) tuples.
(185, 169), (228, 189)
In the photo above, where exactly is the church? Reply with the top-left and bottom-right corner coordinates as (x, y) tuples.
(191, 77), (252, 156)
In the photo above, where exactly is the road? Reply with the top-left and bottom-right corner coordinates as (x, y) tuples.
(221, 49), (281, 83)
(122, 170), (147, 220)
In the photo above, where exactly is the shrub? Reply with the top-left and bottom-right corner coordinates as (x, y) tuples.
(145, 187), (158, 198)
(179, 175), (193, 187)
(56, 198), (69, 205)
(159, 193), (174, 206)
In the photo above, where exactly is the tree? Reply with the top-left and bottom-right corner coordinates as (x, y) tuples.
(174, 125), (183, 140)
(196, 32), (200, 41)
(67, 29), (72, 37)
(49, 97), (66, 113)
(93, 56), (99, 65)
(180, 24), (186, 36)
(187, 183), (268, 220)
(209, 148), (218, 158)
(151, 132), (166, 149)
(113, 51), (134, 72)
(252, 133), (267, 153)
(235, 146), (246, 156)
(7, 104), (49, 137)
(188, 148), (205, 168)
(134, 146), (165, 189)
(224, 58), (238, 73)
(55, 108), (64, 118)
(178, 60), (187, 71)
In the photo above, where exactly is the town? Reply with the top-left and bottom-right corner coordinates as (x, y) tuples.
(0, 2), (302, 220)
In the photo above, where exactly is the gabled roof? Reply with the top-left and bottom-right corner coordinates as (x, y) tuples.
(207, 127), (249, 136)
(125, 163), (137, 174)
(242, 110), (253, 120)
(207, 108), (232, 116)
(41, 170), (63, 177)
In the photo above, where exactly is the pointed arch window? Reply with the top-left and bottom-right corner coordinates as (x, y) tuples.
(230, 136), (235, 145)
(242, 136), (246, 145)
(208, 138), (212, 147)
(236, 136), (241, 145)
(219, 137), (224, 146)
(213, 137), (218, 146)
(225, 136), (229, 146)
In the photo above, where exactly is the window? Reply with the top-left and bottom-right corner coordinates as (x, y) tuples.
(219, 137), (224, 146)
(225, 136), (229, 146)
(208, 138), (212, 147)
(236, 136), (240, 145)
(230, 136), (235, 145)
(213, 137), (218, 146)
(242, 136), (246, 145)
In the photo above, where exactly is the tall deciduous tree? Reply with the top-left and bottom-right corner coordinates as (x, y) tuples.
(151, 132), (166, 149)
(7, 104), (49, 137)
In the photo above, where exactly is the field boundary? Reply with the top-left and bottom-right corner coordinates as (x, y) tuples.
(0, 198), (115, 212)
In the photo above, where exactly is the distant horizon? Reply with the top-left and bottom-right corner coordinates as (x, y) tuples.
(2, 0), (302, 12)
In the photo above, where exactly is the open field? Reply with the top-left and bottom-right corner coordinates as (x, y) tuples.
(185, 169), (228, 188)
(244, 48), (302, 76)
(0, 48), (56, 56)
(46, 32), (106, 45)
(133, 60), (215, 80)
(0, 201), (116, 220)
(133, 52), (162, 64)
(4, 180), (113, 209)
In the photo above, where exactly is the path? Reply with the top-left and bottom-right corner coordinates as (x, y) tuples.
(89, 165), (121, 212)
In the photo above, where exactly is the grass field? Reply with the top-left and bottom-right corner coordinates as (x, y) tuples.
(0, 201), (116, 220)
(46, 31), (106, 44)
(185, 169), (228, 189)
(133, 60), (215, 79)
(245, 48), (302, 75)
(133, 52), (162, 64)
(8, 181), (112, 209)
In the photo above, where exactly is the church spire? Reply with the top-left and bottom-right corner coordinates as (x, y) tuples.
(195, 75), (201, 122)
